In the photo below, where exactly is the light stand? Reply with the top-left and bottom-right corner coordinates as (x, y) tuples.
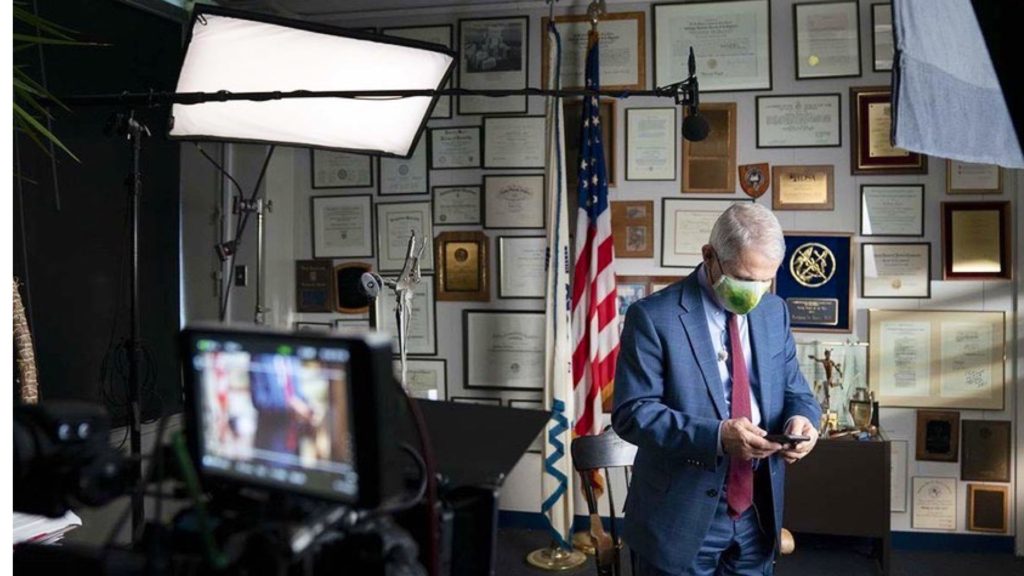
(233, 196), (273, 324)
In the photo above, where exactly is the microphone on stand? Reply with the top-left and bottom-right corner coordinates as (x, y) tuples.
(680, 47), (709, 142)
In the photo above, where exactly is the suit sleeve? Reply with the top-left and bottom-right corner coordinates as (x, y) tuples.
(611, 302), (721, 471)
(779, 303), (822, 428)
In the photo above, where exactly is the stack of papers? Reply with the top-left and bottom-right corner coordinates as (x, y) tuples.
(13, 511), (82, 545)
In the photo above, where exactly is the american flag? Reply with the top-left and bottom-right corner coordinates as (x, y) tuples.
(571, 30), (619, 438)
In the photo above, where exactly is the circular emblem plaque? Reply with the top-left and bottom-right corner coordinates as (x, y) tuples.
(789, 242), (836, 288)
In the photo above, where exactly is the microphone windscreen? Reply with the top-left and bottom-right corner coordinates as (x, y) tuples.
(360, 272), (382, 299)
(682, 113), (710, 142)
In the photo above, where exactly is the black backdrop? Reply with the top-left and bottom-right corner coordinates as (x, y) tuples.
(14, 0), (184, 424)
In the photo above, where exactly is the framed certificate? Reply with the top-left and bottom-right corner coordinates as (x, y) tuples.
(294, 321), (331, 333)
(682, 102), (737, 193)
(295, 259), (334, 313)
(850, 86), (928, 174)
(756, 94), (841, 148)
(434, 231), (489, 302)
(311, 195), (374, 259)
(860, 185), (925, 237)
(941, 201), (1011, 280)
(376, 275), (437, 355)
(497, 235), (547, 299)
(380, 25), (454, 119)
(915, 409), (960, 462)
(395, 358), (447, 401)
(508, 399), (545, 453)
(333, 319), (370, 335)
(450, 396), (501, 406)
(464, 310), (545, 391)
(778, 233), (852, 332)
(432, 185), (481, 226)
(458, 16), (528, 115)
(625, 107), (676, 181)
(868, 309), (1006, 410)
(378, 137), (429, 195)
(961, 420), (1011, 483)
(890, 440), (908, 512)
(430, 126), (482, 170)
(967, 484), (1009, 534)
(653, 0), (772, 92)
(947, 160), (1002, 194)
(311, 150), (373, 189)
(793, 1), (861, 79)
(483, 116), (546, 169)
(861, 243), (931, 299)
(871, 3), (894, 72)
(611, 200), (654, 258)
(375, 201), (434, 272)
(661, 198), (752, 268)
(333, 261), (372, 314)
(483, 174), (545, 229)
(566, 98), (617, 187)
(542, 11), (646, 92)
(772, 165), (834, 211)
(912, 477), (957, 531)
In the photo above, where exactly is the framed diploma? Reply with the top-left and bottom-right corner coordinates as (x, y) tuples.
(333, 261), (372, 314)
(941, 201), (1011, 280)
(333, 319), (370, 335)
(682, 102), (736, 193)
(860, 185), (925, 237)
(871, 3), (894, 72)
(771, 165), (834, 210)
(375, 275), (437, 355)
(483, 116), (546, 169)
(967, 484), (1009, 534)
(458, 16), (528, 115)
(793, 1), (861, 80)
(375, 201), (434, 272)
(395, 358), (447, 401)
(915, 409), (960, 462)
(483, 174), (545, 229)
(542, 12), (646, 92)
(961, 420), (1011, 483)
(566, 98), (617, 187)
(508, 399), (545, 453)
(429, 127), (482, 170)
(868, 309), (1006, 410)
(850, 86), (928, 174)
(611, 200), (654, 258)
(661, 198), (752, 268)
(625, 107), (676, 181)
(311, 150), (373, 189)
(294, 322), (331, 333)
(912, 477), (957, 531)
(311, 195), (374, 259)
(946, 160), (1002, 194)
(378, 138), (429, 195)
(777, 233), (852, 332)
(295, 260), (334, 313)
(464, 310), (545, 391)
(450, 396), (501, 406)
(381, 25), (454, 119)
(861, 243), (931, 299)
(755, 94), (841, 148)
(434, 231), (489, 302)
(432, 185), (481, 226)
(653, 0), (772, 92)
(497, 236), (547, 299)
(890, 440), (908, 512)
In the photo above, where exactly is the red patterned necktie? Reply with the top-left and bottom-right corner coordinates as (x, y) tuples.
(726, 313), (753, 519)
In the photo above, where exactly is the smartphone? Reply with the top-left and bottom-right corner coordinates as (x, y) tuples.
(764, 434), (810, 447)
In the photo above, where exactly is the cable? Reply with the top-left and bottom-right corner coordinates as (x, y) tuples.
(358, 443), (428, 521)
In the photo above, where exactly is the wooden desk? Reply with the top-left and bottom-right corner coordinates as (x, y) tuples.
(783, 438), (890, 575)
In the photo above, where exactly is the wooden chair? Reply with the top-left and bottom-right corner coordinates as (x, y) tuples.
(570, 428), (638, 576)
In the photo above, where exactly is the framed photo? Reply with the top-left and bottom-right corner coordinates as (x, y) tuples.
(861, 243), (931, 299)
(661, 198), (752, 268)
(333, 318), (371, 335)
(458, 16), (528, 115)
(295, 259), (334, 313)
(542, 11), (646, 92)
(432, 186), (481, 226)
(616, 276), (650, 332)
(497, 236), (547, 299)
(871, 3), (894, 72)
(756, 94), (841, 148)
(868, 309), (1006, 410)
(380, 25), (454, 119)
(430, 126), (482, 170)
(941, 201), (1012, 280)
(483, 174), (545, 229)
(334, 261), (373, 314)
(464, 310), (545, 391)
(566, 98), (617, 187)
(434, 231), (489, 302)
(311, 195), (374, 259)
(793, 1), (861, 80)
(450, 396), (501, 406)
(311, 150), (373, 189)
(967, 484), (1009, 534)
(378, 137), (429, 195)
(961, 420), (1011, 483)
(772, 165), (834, 211)
(682, 102), (736, 193)
(915, 409), (960, 462)
(375, 275), (437, 355)
(483, 116), (546, 169)
(650, 275), (686, 293)
(777, 233), (852, 332)
(850, 86), (928, 174)
(611, 200), (654, 258)
(912, 477), (957, 531)
(375, 201), (433, 272)
(396, 358), (448, 401)
(508, 398), (545, 453)
(890, 440), (908, 512)
(294, 321), (331, 333)
(653, 0), (772, 92)
(625, 107), (676, 181)
(860, 185), (925, 237)
(947, 160), (1002, 194)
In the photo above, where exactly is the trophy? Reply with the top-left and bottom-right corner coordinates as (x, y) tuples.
(848, 387), (875, 433)
(810, 349), (843, 435)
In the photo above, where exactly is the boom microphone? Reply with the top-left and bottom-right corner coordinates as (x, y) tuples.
(681, 47), (709, 142)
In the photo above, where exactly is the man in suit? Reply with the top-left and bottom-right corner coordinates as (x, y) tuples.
(613, 203), (822, 576)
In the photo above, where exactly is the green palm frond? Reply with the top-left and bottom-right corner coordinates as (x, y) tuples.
(14, 101), (80, 161)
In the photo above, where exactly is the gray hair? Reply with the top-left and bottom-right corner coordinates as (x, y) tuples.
(709, 203), (786, 264)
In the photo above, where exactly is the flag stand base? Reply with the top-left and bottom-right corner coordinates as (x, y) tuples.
(526, 544), (587, 571)
(572, 530), (595, 555)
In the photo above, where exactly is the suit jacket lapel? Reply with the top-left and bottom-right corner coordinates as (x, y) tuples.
(747, 304), (772, 421)
(678, 273), (727, 420)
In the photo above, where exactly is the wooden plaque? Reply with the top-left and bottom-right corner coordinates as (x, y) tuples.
(434, 231), (489, 302)
(682, 102), (736, 193)
(610, 200), (654, 258)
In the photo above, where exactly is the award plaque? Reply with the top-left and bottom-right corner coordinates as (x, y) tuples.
(334, 261), (373, 314)
(295, 260), (334, 313)
(915, 410), (960, 462)
(434, 231), (489, 302)
(776, 233), (852, 332)
(739, 163), (770, 198)
(682, 102), (736, 193)
(610, 200), (654, 258)
(941, 201), (1012, 280)
(772, 165), (834, 211)
(961, 420), (1011, 482)
(850, 86), (927, 174)
(967, 484), (1009, 534)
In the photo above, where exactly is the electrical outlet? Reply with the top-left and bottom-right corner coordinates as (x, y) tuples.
(234, 265), (248, 287)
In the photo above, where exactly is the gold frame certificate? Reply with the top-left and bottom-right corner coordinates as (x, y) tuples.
(497, 235), (547, 299)
(429, 126), (481, 169)
(432, 185), (480, 226)
(771, 165), (834, 210)
(376, 275), (437, 355)
(375, 201), (434, 272)
(861, 243), (931, 299)
(483, 116), (546, 169)
(483, 174), (545, 229)
(912, 477), (957, 531)
(542, 11), (646, 92)
(310, 195), (374, 259)
(860, 185), (924, 237)
(941, 201), (1011, 280)
(463, 310), (545, 391)
(435, 231), (489, 302)
(793, 1), (861, 79)
(850, 86), (927, 174)
(661, 198), (752, 268)
(625, 107), (676, 181)
(755, 93), (841, 148)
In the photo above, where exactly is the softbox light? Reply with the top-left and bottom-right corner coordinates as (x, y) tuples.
(168, 6), (455, 158)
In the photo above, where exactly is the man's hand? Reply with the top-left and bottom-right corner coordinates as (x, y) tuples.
(781, 416), (819, 464)
(721, 418), (783, 461)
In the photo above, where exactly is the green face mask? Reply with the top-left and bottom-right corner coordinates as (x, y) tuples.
(710, 257), (772, 315)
